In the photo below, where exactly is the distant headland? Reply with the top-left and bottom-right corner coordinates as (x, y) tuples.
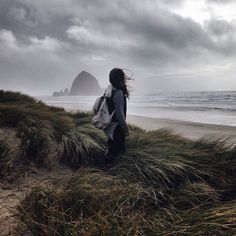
(53, 71), (102, 96)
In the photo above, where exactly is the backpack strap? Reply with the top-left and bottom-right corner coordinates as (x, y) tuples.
(106, 89), (116, 115)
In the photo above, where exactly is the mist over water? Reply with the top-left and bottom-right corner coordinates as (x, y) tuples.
(40, 91), (236, 127)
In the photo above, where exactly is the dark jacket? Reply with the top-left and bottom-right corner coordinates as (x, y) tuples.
(104, 85), (129, 139)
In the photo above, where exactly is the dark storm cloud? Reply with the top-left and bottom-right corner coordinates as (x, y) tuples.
(0, 0), (236, 94)
(1, 0), (235, 58)
(158, 0), (184, 6)
(0, 0), (73, 40)
(206, 0), (234, 4)
(205, 19), (235, 36)
(104, 11), (212, 61)
(204, 19), (236, 55)
(63, 0), (236, 60)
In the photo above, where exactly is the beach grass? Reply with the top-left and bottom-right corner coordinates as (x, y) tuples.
(16, 118), (55, 164)
(0, 90), (235, 235)
(61, 125), (106, 168)
(18, 169), (235, 236)
(0, 128), (20, 177)
(0, 139), (13, 177)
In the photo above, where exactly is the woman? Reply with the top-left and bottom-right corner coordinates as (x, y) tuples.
(104, 68), (130, 165)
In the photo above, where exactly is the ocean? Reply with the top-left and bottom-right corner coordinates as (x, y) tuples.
(39, 91), (236, 127)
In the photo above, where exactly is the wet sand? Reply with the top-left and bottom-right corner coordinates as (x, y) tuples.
(127, 115), (236, 144)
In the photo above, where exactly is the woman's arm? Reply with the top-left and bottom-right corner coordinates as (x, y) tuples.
(113, 90), (129, 135)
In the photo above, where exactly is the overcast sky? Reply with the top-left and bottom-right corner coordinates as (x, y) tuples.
(1, 0), (236, 95)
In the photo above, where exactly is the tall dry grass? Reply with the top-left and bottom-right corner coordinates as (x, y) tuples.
(1, 90), (235, 235)
(61, 125), (105, 167)
(19, 169), (236, 236)
(18, 123), (236, 235)
(0, 139), (12, 176)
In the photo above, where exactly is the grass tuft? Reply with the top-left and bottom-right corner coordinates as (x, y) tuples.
(61, 126), (105, 167)
(18, 170), (236, 236)
(0, 139), (13, 176)
(16, 118), (54, 164)
(18, 169), (170, 235)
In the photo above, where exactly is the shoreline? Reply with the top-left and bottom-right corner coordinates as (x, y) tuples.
(64, 107), (236, 144)
(127, 115), (236, 144)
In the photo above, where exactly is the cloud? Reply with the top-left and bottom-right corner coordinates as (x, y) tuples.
(204, 19), (236, 56)
(28, 36), (67, 51)
(0, 29), (18, 49)
(2, 0), (235, 58)
(206, 19), (235, 36)
(9, 7), (27, 21)
(0, 0), (236, 94)
(206, 0), (234, 4)
(0, 29), (67, 52)
(66, 25), (137, 51)
(66, 25), (109, 46)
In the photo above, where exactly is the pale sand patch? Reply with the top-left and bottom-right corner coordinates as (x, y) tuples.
(127, 115), (236, 145)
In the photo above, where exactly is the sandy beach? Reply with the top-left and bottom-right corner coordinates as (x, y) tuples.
(128, 115), (236, 144)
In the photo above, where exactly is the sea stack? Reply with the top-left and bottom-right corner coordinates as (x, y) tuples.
(69, 71), (101, 96)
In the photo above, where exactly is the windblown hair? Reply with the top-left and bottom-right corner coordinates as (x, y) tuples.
(109, 68), (130, 98)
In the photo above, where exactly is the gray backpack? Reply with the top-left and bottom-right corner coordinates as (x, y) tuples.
(92, 94), (115, 130)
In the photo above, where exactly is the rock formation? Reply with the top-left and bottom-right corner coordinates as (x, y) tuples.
(52, 71), (101, 96)
(69, 71), (101, 96)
